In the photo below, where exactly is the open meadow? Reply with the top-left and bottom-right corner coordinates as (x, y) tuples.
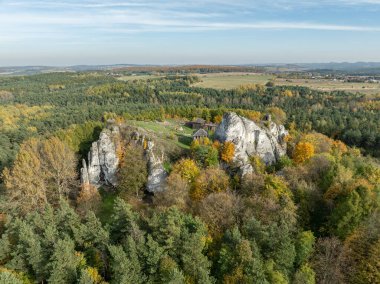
(192, 72), (380, 94)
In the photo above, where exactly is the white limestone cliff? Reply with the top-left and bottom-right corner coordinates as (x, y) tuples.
(81, 126), (167, 192)
(214, 112), (288, 175)
(145, 140), (167, 193)
(81, 127), (119, 187)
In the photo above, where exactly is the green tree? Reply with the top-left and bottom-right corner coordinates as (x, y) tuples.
(217, 227), (267, 283)
(0, 271), (23, 284)
(192, 144), (219, 168)
(48, 238), (82, 284)
(329, 185), (378, 238)
(159, 256), (185, 283)
(117, 144), (148, 198)
(293, 264), (316, 284)
(296, 231), (315, 267)
(109, 241), (144, 284)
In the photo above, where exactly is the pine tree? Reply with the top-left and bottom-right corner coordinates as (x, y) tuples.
(108, 241), (145, 284)
(48, 238), (82, 284)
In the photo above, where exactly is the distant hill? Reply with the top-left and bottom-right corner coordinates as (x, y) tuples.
(0, 64), (139, 76)
(1, 62), (380, 76)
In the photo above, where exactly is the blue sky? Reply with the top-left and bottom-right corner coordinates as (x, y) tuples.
(1, 0), (380, 66)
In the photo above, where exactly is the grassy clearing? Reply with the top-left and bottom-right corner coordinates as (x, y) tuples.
(192, 72), (380, 94)
(116, 72), (380, 94)
(274, 78), (380, 94)
(126, 119), (194, 150)
(193, 73), (274, 89)
(117, 72), (380, 94)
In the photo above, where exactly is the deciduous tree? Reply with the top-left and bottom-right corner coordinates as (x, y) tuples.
(293, 142), (315, 164)
(220, 142), (235, 164)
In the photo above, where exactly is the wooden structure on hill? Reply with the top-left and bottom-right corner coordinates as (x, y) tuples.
(192, 128), (208, 140)
(187, 118), (217, 132)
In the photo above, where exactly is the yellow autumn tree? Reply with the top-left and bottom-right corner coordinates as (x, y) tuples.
(293, 142), (315, 164)
(266, 107), (287, 125)
(190, 139), (200, 150)
(282, 90), (293, 97)
(300, 133), (333, 154)
(220, 142), (235, 163)
(2, 137), (77, 214)
(212, 140), (221, 150)
(172, 158), (200, 183)
(191, 168), (230, 200)
(2, 139), (47, 214)
(214, 115), (223, 124)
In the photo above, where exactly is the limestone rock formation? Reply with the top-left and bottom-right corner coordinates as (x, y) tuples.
(131, 132), (167, 193)
(81, 127), (120, 187)
(145, 140), (167, 193)
(215, 112), (288, 175)
(81, 125), (168, 192)
(80, 159), (90, 187)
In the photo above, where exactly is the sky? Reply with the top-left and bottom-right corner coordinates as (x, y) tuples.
(1, 0), (380, 66)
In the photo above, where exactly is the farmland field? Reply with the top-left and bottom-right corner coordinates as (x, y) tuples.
(118, 74), (163, 81)
(274, 77), (380, 94)
(192, 73), (274, 89)
(192, 72), (380, 94)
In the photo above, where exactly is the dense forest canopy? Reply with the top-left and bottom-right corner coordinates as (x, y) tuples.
(0, 72), (379, 172)
(0, 72), (379, 283)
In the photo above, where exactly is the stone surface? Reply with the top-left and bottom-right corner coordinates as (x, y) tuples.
(81, 127), (119, 187)
(80, 159), (90, 187)
(214, 112), (288, 175)
(81, 126), (168, 192)
(145, 140), (167, 193)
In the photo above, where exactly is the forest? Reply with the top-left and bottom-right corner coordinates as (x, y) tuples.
(0, 72), (379, 283)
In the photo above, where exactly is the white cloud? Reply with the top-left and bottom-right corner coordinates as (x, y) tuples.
(1, 0), (380, 44)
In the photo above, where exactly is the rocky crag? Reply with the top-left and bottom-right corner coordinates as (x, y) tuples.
(214, 112), (288, 175)
(81, 125), (167, 193)
(134, 133), (167, 193)
(81, 126), (120, 187)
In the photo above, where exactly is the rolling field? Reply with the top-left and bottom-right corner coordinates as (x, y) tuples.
(193, 73), (274, 89)
(192, 72), (380, 94)
(275, 78), (380, 94)
(118, 74), (163, 81)
(117, 72), (380, 94)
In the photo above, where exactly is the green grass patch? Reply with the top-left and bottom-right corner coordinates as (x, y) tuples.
(126, 119), (194, 150)
(193, 73), (274, 89)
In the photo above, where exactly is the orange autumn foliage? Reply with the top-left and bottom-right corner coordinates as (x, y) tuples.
(293, 142), (315, 164)
(332, 140), (348, 154)
(214, 115), (223, 124)
(220, 142), (235, 163)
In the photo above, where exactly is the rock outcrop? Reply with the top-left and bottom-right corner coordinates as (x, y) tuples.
(81, 127), (120, 187)
(145, 140), (167, 193)
(81, 126), (167, 192)
(215, 112), (288, 175)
